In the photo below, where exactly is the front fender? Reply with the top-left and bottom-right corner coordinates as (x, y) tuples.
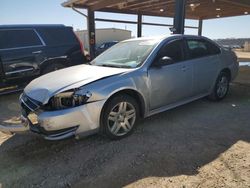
(82, 70), (149, 115)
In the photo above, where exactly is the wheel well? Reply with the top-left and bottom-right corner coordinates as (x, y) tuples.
(221, 68), (231, 81)
(104, 89), (145, 118)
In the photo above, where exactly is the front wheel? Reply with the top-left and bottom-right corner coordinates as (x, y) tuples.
(208, 72), (230, 101)
(101, 95), (139, 140)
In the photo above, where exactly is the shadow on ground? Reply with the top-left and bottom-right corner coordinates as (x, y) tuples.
(0, 82), (250, 187)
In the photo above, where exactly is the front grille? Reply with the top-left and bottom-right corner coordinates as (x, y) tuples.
(20, 93), (40, 114)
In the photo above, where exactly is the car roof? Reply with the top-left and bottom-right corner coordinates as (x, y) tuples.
(122, 34), (218, 46)
(122, 35), (168, 42)
(123, 34), (211, 42)
(0, 24), (66, 29)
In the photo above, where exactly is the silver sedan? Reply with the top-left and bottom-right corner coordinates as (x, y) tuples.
(2, 35), (239, 140)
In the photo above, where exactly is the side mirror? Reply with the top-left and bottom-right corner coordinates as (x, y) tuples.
(155, 56), (174, 67)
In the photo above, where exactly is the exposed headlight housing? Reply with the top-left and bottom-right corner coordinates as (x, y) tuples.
(47, 90), (92, 110)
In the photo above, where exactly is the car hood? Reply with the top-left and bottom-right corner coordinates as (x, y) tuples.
(24, 64), (130, 104)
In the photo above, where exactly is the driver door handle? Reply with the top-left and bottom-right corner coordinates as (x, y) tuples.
(32, 50), (42, 54)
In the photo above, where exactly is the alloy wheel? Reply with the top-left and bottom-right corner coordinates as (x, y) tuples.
(107, 102), (136, 136)
(216, 75), (229, 98)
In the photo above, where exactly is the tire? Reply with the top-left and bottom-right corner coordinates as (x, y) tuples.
(42, 63), (65, 75)
(208, 71), (230, 101)
(101, 95), (139, 140)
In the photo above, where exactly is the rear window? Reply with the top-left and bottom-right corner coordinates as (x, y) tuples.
(187, 39), (221, 59)
(38, 27), (78, 46)
(187, 40), (210, 59)
(0, 29), (42, 50)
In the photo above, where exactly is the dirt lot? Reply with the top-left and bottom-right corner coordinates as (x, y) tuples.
(0, 67), (250, 188)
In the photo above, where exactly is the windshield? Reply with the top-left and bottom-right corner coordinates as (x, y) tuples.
(91, 39), (159, 68)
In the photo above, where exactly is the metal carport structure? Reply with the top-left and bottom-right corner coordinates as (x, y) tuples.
(62, 0), (250, 59)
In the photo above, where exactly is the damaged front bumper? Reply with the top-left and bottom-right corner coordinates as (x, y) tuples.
(1, 93), (105, 140)
(0, 116), (29, 135)
(29, 122), (79, 141)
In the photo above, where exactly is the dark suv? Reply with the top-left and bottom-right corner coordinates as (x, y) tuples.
(95, 41), (118, 56)
(0, 24), (87, 94)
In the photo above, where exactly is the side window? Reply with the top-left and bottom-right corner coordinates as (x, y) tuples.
(108, 43), (114, 47)
(105, 43), (110, 48)
(99, 44), (105, 49)
(0, 29), (42, 50)
(38, 27), (78, 46)
(187, 39), (210, 59)
(109, 42), (117, 47)
(110, 42), (116, 47)
(158, 40), (185, 62)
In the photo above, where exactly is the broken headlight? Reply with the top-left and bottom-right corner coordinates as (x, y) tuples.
(49, 91), (92, 110)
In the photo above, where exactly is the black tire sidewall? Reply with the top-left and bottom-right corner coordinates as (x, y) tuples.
(212, 72), (230, 101)
(101, 95), (139, 140)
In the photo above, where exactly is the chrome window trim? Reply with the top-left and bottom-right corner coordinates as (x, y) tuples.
(0, 28), (46, 51)
(5, 68), (34, 75)
(33, 29), (46, 46)
(0, 45), (45, 51)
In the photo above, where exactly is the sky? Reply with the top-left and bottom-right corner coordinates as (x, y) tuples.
(1, 0), (250, 39)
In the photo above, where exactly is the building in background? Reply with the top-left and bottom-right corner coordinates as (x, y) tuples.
(75, 28), (132, 52)
(215, 38), (250, 49)
(244, 41), (250, 52)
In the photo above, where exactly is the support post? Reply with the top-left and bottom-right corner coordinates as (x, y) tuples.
(198, 19), (203, 36)
(87, 10), (96, 59)
(173, 0), (186, 34)
(137, 13), (142, 37)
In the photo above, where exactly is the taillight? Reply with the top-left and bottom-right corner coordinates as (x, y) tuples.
(74, 33), (84, 55)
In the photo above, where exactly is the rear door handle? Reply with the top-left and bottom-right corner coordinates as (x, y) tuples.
(32, 50), (42, 54)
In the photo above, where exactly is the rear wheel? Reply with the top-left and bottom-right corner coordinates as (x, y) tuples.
(42, 63), (65, 75)
(101, 95), (139, 140)
(208, 71), (230, 101)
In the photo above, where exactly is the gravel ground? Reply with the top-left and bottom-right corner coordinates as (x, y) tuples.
(0, 68), (250, 188)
